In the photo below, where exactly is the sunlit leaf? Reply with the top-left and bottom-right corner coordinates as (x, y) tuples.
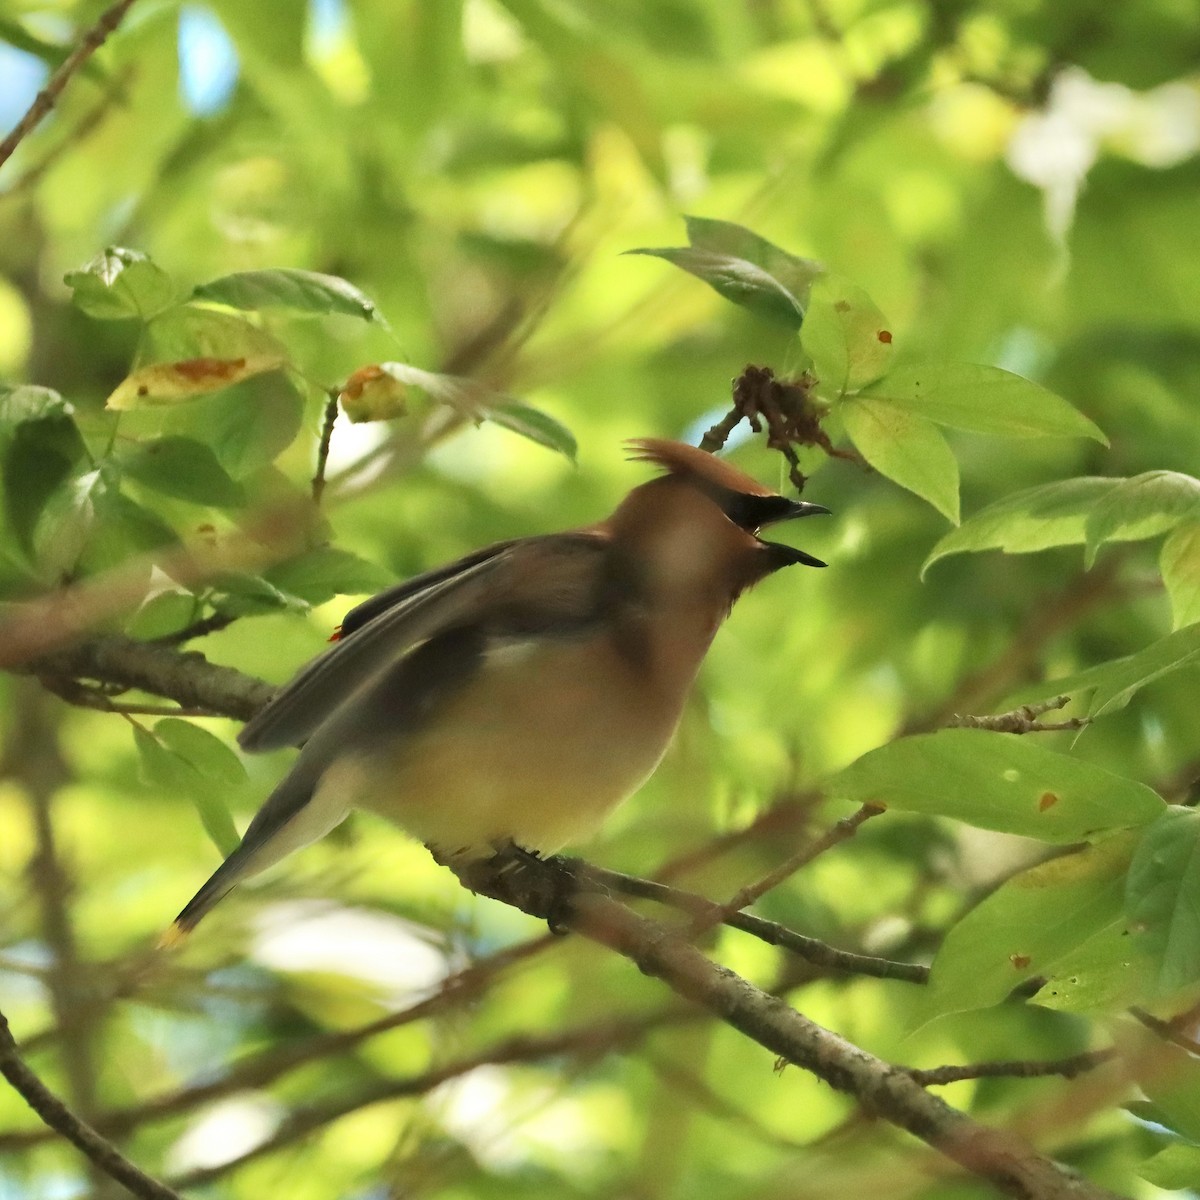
(922, 477), (1117, 576)
(64, 246), (176, 320)
(1084, 470), (1200, 567)
(372, 363), (577, 458)
(920, 835), (1135, 1018)
(1082, 622), (1200, 717)
(0, 384), (72, 427)
(1139, 1140), (1200, 1191)
(1161, 522), (1200, 629)
(863, 363), (1108, 443)
(627, 216), (822, 329)
(830, 729), (1164, 841)
(193, 269), (383, 322)
(802, 274), (895, 393)
(842, 397), (958, 522)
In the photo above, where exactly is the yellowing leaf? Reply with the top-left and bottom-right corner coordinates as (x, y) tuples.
(802, 274), (895, 393)
(106, 354), (286, 410)
(339, 364), (409, 423)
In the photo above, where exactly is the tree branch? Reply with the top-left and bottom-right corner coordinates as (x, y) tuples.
(0, 1007), (185, 1200)
(456, 850), (1123, 1200)
(949, 696), (1091, 735)
(27, 634), (275, 722)
(311, 391), (340, 504)
(0, 0), (140, 172)
(581, 863), (928, 984)
(907, 1050), (1116, 1087)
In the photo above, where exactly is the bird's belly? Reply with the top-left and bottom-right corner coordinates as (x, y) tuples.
(350, 637), (681, 858)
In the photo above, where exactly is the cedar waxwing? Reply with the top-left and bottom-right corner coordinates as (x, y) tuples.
(165, 440), (829, 940)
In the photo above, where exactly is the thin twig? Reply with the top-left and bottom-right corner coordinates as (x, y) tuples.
(0, 0), (139, 173)
(0, 1007), (185, 1200)
(907, 1049), (1116, 1087)
(36, 676), (224, 719)
(949, 696), (1092, 735)
(1131, 1007), (1200, 1054)
(713, 802), (886, 925)
(311, 391), (340, 504)
(580, 861), (927, 984)
(153, 612), (237, 646)
(908, 555), (1125, 735)
(699, 405), (743, 452)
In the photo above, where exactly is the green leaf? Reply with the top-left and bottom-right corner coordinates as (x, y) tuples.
(211, 572), (310, 618)
(1140, 1140), (1200, 1191)
(829, 729), (1165, 842)
(801, 274), (895, 393)
(922, 477), (1117, 576)
(265, 547), (395, 607)
(1127, 807), (1200, 995)
(0, 384), (73, 427)
(2, 414), (87, 555)
(164, 372), (306, 479)
(1083, 470), (1200, 567)
(841, 397), (959, 522)
(1161, 522), (1200, 629)
(120, 437), (247, 507)
(1084, 622), (1200, 717)
(142, 304), (291, 363)
(485, 401), (577, 460)
(1136, 1047), (1200, 1149)
(133, 725), (240, 856)
(1030, 913), (1157, 1014)
(193, 269), (383, 323)
(156, 718), (247, 788)
(77, 489), (179, 577)
(626, 216), (822, 329)
(126, 591), (200, 640)
(373, 363), (577, 459)
(920, 835), (1135, 1019)
(64, 247), (175, 321)
(863, 363), (1108, 443)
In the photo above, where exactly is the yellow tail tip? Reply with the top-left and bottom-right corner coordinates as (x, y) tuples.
(156, 922), (189, 951)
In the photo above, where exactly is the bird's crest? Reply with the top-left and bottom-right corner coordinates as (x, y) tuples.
(626, 438), (774, 497)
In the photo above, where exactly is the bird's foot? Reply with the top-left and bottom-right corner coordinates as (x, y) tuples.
(451, 842), (580, 932)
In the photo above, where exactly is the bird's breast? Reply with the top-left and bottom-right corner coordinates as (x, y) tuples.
(349, 627), (695, 858)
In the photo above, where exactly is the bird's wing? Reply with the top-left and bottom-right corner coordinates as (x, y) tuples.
(335, 540), (521, 640)
(237, 533), (605, 753)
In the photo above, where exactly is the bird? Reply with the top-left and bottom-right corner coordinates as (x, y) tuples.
(163, 439), (829, 942)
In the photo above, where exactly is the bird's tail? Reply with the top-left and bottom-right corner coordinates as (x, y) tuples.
(158, 842), (258, 948)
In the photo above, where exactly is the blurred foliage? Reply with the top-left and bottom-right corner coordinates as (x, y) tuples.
(1, 0), (1199, 1197)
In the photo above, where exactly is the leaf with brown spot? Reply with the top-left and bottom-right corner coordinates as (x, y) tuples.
(106, 354), (287, 410)
(338, 364), (408, 423)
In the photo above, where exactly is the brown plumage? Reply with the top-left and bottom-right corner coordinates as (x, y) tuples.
(164, 440), (829, 941)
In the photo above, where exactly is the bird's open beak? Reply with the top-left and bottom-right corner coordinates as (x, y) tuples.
(778, 500), (831, 521)
(761, 542), (827, 568)
(760, 499), (830, 568)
